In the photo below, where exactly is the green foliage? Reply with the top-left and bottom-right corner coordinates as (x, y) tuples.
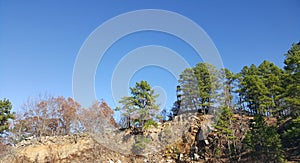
(284, 42), (300, 74)
(258, 61), (285, 115)
(214, 106), (236, 160)
(143, 119), (158, 130)
(282, 42), (300, 118)
(131, 135), (150, 154)
(178, 63), (220, 113)
(178, 68), (199, 111)
(282, 116), (300, 146)
(168, 85), (182, 119)
(3, 41), (299, 161)
(234, 42), (300, 161)
(244, 115), (284, 162)
(219, 68), (237, 108)
(237, 61), (284, 116)
(194, 63), (220, 111)
(164, 144), (181, 160)
(215, 107), (234, 135)
(118, 80), (160, 130)
(238, 65), (267, 114)
(0, 98), (15, 134)
(276, 42), (300, 160)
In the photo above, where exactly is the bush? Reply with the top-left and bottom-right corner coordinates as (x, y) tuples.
(143, 120), (158, 130)
(131, 135), (150, 154)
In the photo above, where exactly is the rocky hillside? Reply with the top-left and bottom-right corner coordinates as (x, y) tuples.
(1, 113), (252, 163)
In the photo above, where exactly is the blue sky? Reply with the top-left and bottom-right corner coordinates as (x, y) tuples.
(1, 0), (300, 112)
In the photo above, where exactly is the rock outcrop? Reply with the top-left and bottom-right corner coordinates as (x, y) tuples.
(1, 113), (251, 163)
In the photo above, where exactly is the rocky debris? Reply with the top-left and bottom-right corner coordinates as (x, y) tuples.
(15, 133), (85, 148)
(1, 133), (135, 163)
(1, 113), (253, 163)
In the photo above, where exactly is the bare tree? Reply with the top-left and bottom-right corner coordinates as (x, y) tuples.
(13, 95), (81, 139)
(78, 100), (117, 134)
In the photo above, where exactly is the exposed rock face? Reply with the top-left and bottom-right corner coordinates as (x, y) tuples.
(2, 133), (135, 163)
(1, 113), (251, 163)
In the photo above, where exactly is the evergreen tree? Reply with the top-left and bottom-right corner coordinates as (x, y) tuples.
(178, 63), (220, 114)
(282, 116), (300, 147)
(194, 63), (220, 113)
(170, 101), (180, 118)
(219, 68), (236, 108)
(118, 80), (160, 131)
(212, 68), (240, 161)
(237, 62), (286, 162)
(168, 85), (182, 119)
(117, 96), (137, 128)
(0, 99), (14, 135)
(282, 42), (300, 118)
(258, 60), (284, 116)
(238, 61), (282, 115)
(214, 106), (236, 161)
(244, 115), (284, 162)
(178, 68), (200, 112)
(279, 42), (300, 159)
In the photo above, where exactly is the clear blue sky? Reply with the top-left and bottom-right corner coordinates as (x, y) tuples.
(1, 0), (300, 112)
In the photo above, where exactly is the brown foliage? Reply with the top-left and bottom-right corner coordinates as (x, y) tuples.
(12, 95), (118, 144)
(57, 97), (80, 135)
(78, 99), (117, 134)
(13, 95), (81, 139)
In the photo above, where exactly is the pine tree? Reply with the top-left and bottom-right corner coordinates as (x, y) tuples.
(0, 99), (14, 135)
(219, 68), (236, 108)
(167, 86), (182, 120)
(238, 61), (282, 115)
(194, 63), (220, 113)
(117, 96), (137, 128)
(282, 42), (300, 118)
(118, 80), (160, 131)
(244, 115), (284, 162)
(279, 42), (300, 158)
(212, 68), (239, 161)
(178, 63), (220, 114)
(258, 60), (284, 117)
(214, 106), (236, 161)
(178, 68), (200, 112)
(237, 62), (285, 162)
(282, 116), (300, 147)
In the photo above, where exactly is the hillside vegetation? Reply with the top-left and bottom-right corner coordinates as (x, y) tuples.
(0, 42), (299, 162)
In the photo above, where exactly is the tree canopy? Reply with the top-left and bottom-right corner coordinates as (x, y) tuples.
(117, 80), (160, 131)
(0, 99), (14, 135)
